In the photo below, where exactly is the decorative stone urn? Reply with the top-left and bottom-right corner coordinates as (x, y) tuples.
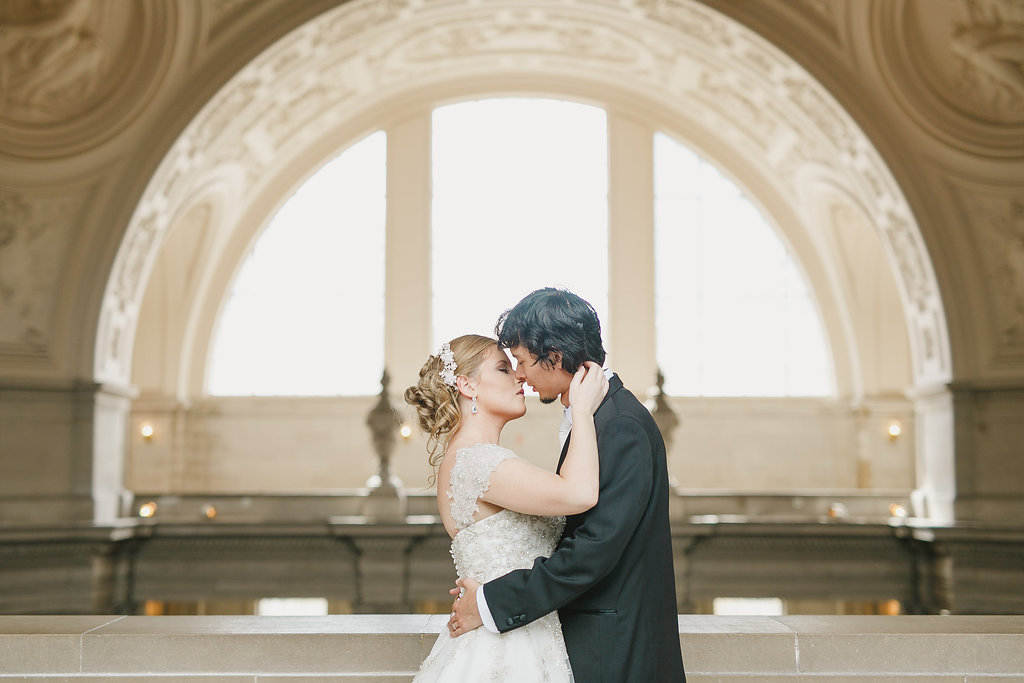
(363, 369), (407, 522)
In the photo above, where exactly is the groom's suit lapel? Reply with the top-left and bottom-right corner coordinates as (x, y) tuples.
(555, 374), (624, 474)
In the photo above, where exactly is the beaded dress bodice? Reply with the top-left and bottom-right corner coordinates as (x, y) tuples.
(413, 442), (573, 683)
(447, 443), (565, 583)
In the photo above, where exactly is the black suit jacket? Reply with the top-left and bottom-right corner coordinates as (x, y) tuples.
(484, 375), (686, 682)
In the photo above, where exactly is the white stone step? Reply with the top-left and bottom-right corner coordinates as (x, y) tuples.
(0, 615), (1022, 680)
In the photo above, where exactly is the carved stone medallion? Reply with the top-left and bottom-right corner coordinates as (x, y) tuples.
(872, 0), (1024, 157)
(0, 0), (176, 158)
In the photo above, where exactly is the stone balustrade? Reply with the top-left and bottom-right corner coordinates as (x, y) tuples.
(3, 515), (1024, 616)
(1, 615), (1022, 680)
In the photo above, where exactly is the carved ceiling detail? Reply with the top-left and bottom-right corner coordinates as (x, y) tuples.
(796, 0), (843, 30)
(206, 0), (262, 41)
(952, 0), (1024, 120)
(95, 0), (951, 390)
(872, 0), (1024, 158)
(784, 0), (845, 45)
(0, 0), (176, 159)
(0, 186), (89, 360)
(953, 184), (1024, 362)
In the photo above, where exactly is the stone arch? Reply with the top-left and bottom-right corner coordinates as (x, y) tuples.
(98, 0), (950, 389)
(98, 0), (954, 515)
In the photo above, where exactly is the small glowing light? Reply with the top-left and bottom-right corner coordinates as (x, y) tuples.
(889, 503), (907, 518)
(881, 599), (902, 615)
(202, 504), (217, 520)
(138, 502), (157, 518)
(399, 424), (413, 439)
(887, 421), (902, 440)
(827, 502), (848, 519)
(140, 423), (155, 441)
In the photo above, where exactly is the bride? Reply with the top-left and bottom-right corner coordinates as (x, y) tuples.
(404, 334), (608, 682)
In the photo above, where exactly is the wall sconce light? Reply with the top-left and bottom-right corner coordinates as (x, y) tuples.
(889, 503), (907, 519)
(138, 501), (157, 518)
(887, 421), (902, 441)
(140, 423), (155, 442)
(827, 502), (848, 519)
(399, 423), (413, 440)
(201, 503), (218, 520)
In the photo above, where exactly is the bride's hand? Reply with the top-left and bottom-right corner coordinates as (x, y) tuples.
(569, 361), (609, 417)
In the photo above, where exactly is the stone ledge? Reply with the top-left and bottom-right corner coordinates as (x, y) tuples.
(0, 615), (1022, 679)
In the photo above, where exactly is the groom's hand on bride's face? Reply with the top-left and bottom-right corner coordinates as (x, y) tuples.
(447, 577), (482, 637)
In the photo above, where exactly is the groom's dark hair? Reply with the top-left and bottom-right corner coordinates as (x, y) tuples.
(495, 287), (607, 374)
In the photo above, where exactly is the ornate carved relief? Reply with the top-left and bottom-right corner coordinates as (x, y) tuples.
(880, 210), (949, 379)
(0, 0), (176, 158)
(0, 187), (86, 359)
(951, 0), (1024, 121)
(957, 187), (1024, 356)
(206, 0), (262, 42)
(0, 0), (104, 122)
(792, 0), (843, 38)
(872, 0), (1024, 157)
(97, 0), (951, 391)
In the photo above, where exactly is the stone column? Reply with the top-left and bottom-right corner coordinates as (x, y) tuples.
(906, 384), (956, 522)
(385, 112), (432, 395)
(352, 536), (413, 613)
(0, 380), (132, 524)
(86, 382), (135, 524)
(607, 113), (656, 388)
(950, 383), (1024, 522)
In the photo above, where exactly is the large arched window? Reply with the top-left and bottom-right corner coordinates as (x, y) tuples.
(430, 98), (609, 349)
(654, 133), (833, 396)
(207, 132), (387, 396)
(205, 110), (834, 398)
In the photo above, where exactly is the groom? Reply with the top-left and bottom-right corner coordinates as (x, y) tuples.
(448, 287), (686, 682)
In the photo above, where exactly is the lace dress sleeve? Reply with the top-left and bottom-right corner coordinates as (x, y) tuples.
(447, 444), (516, 530)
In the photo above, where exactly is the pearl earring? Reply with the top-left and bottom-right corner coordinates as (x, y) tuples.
(471, 396), (478, 414)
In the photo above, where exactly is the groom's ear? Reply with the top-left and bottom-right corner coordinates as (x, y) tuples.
(549, 350), (563, 371)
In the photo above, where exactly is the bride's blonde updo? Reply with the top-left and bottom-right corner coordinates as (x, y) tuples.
(404, 334), (498, 470)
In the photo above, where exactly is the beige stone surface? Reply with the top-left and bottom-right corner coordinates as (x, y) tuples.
(81, 616), (434, 675)
(679, 632), (797, 674)
(0, 616), (123, 675)
(678, 615), (797, 633)
(686, 678), (967, 682)
(781, 616), (1024, 675)
(1, 615), (1023, 679)
(779, 615), (1024, 634)
(677, 615), (797, 673)
(0, 678), (255, 682)
(259, 678), (414, 682)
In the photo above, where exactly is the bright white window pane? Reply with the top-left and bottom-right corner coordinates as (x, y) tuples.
(654, 133), (833, 397)
(207, 132), (386, 396)
(713, 597), (784, 616)
(257, 598), (328, 616)
(431, 99), (608, 355)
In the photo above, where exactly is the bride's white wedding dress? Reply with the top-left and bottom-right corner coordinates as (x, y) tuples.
(413, 443), (573, 683)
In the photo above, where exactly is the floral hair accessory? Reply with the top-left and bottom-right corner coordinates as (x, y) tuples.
(438, 341), (458, 388)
